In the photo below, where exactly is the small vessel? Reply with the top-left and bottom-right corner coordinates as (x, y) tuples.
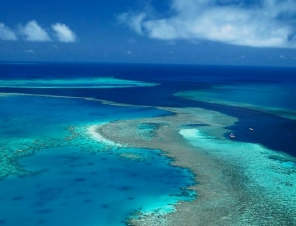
(229, 133), (235, 139)
(249, 128), (254, 131)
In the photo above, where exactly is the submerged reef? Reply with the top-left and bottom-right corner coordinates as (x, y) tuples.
(97, 107), (296, 226)
(176, 88), (296, 120)
(0, 125), (104, 179)
(0, 77), (158, 89)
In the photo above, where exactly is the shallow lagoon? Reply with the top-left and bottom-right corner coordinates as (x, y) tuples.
(0, 147), (194, 226)
(0, 94), (195, 225)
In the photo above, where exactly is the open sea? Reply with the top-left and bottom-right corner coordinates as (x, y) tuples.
(0, 62), (296, 225)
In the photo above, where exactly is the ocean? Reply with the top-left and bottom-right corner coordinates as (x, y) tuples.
(0, 63), (296, 225)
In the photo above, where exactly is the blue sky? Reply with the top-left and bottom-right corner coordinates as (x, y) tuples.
(0, 0), (296, 66)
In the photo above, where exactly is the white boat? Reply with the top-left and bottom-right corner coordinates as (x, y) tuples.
(229, 133), (235, 139)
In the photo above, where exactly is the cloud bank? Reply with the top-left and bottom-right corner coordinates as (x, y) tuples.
(52, 23), (77, 43)
(119, 0), (296, 48)
(0, 20), (77, 43)
(0, 23), (17, 41)
(19, 20), (51, 42)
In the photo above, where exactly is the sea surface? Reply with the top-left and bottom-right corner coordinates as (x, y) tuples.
(0, 62), (296, 225)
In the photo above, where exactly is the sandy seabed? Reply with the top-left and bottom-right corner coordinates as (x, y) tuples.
(97, 107), (296, 226)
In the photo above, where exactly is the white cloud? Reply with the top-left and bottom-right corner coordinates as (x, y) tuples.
(0, 23), (17, 41)
(19, 20), (51, 42)
(119, 0), (296, 48)
(119, 13), (146, 35)
(0, 21), (78, 43)
(51, 23), (77, 43)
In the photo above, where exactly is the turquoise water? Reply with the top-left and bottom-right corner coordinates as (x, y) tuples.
(0, 94), (195, 225)
(0, 147), (194, 226)
(0, 95), (169, 156)
(0, 77), (158, 88)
